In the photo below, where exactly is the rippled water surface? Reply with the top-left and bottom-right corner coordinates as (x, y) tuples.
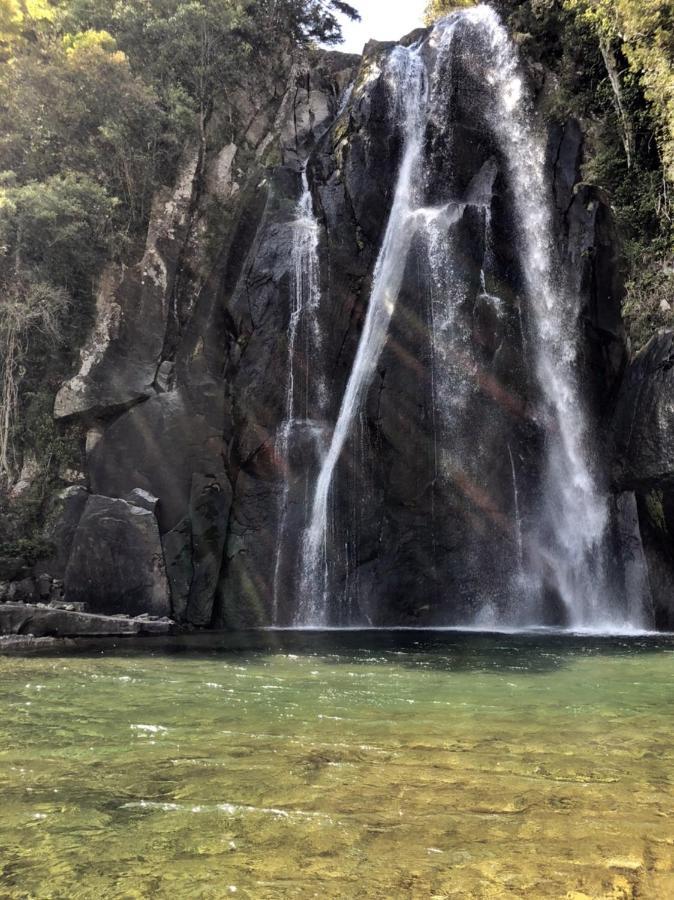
(2, 631), (674, 898)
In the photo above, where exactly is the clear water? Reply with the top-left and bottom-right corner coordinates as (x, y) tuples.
(2, 631), (674, 898)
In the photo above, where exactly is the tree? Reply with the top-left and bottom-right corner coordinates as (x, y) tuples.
(563, 1), (673, 187)
(0, 279), (69, 479)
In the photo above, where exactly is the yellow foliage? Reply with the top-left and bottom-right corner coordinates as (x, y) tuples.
(1, 0), (54, 51)
(424, 0), (476, 26)
(0, 0), (24, 43)
(62, 29), (121, 57)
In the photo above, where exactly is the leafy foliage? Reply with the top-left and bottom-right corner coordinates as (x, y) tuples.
(565, 0), (674, 184)
(0, 0), (358, 557)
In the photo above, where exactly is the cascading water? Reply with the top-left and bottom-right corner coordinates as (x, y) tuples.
(272, 168), (325, 623)
(297, 44), (429, 626)
(288, 5), (649, 631)
(471, 6), (645, 629)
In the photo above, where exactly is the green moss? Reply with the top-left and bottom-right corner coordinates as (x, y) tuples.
(260, 141), (282, 170)
(623, 264), (674, 352)
(645, 490), (668, 536)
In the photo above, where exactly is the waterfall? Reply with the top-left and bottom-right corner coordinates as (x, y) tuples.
(289, 5), (648, 631)
(469, 6), (645, 628)
(272, 168), (324, 623)
(297, 44), (429, 626)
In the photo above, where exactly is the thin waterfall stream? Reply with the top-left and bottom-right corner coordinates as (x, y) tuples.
(297, 43), (430, 626)
(272, 167), (323, 623)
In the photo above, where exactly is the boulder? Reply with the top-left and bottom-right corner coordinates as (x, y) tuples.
(125, 488), (159, 514)
(8, 578), (37, 604)
(0, 557), (28, 581)
(65, 495), (170, 617)
(40, 486), (89, 579)
(87, 391), (226, 532)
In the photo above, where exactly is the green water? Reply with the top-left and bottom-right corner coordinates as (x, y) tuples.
(1, 631), (674, 899)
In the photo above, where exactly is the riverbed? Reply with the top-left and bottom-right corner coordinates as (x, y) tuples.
(1, 631), (673, 898)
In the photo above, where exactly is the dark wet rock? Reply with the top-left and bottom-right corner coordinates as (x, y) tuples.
(8, 578), (37, 604)
(641, 535), (674, 631)
(0, 604), (173, 638)
(612, 332), (674, 491)
(185, 474), (232, 626)
(40, 486), (90, 580)
(162, 475), (232, 626)
(125, 488), (159, 514)
(0, 557), (28, 581)
(568, 184), (628, 407)
(163, 517), (193, 622)
(611, 492), (654, 622)
(214, 28), (629, 629)
(549, 118), (583, 219)
(609, 334), (674, 627)
(548, 120), (627, 410)
(65, 495), (170, 617)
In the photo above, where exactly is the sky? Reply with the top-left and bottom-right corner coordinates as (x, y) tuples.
(335, 0), (428, 54)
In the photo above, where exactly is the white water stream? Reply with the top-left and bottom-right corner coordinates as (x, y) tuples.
(272, 168), (324, 622)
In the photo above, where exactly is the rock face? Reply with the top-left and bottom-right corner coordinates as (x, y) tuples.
(25, 16), (663, 631)
(65, 495), (170, 617)
(163, 474), (232, 626)
(44, 51), (358, 628)
(612, 333), (674, 491)
(611, 333), (674, 628)
(217, 24), (629, 629)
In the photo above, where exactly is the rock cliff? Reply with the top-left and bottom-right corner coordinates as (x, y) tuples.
(4, 14), (673, 634)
